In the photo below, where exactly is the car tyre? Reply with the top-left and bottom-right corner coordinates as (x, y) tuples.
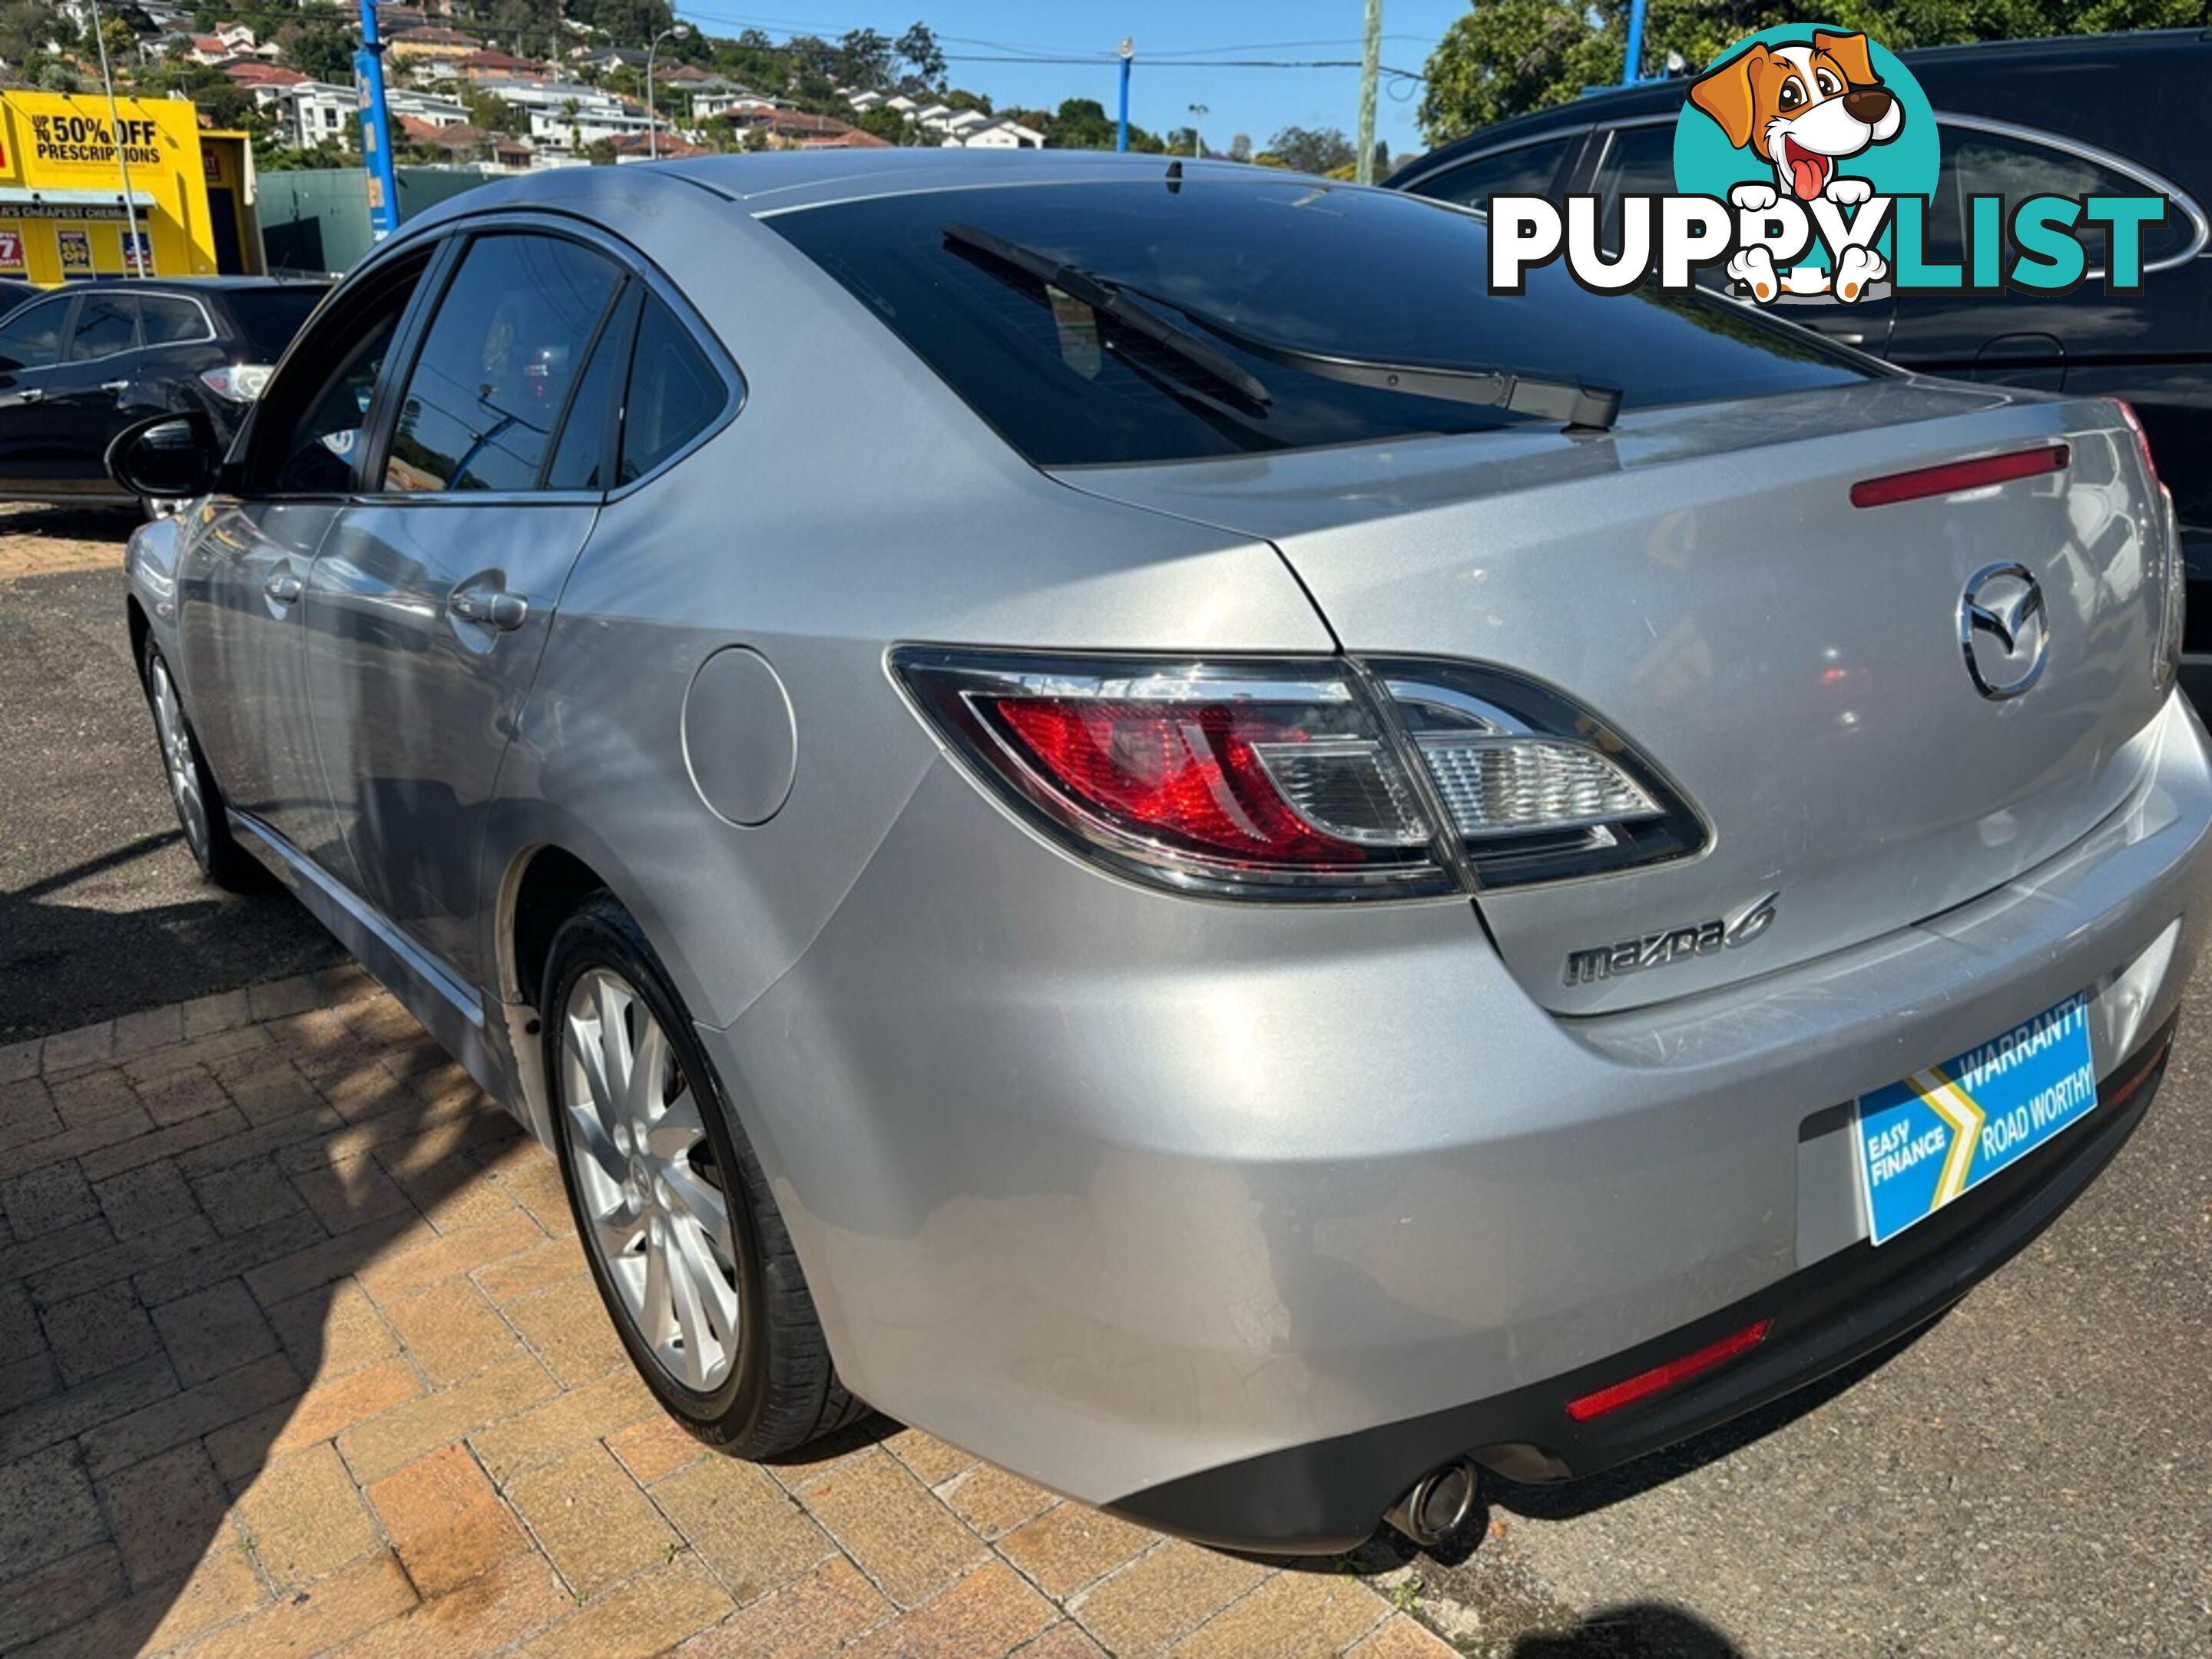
(542, 892), (866, 1458)
(140, 641), (260, 891)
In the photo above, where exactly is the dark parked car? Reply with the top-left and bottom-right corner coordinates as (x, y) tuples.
(0, 276), (328, 512)
(1389, 28), (2212, 697)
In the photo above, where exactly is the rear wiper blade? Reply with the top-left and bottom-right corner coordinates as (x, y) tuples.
(1157, 303), (1623, 433)
(943, 222), (1272, 409)
(943, 220), (1620, 435)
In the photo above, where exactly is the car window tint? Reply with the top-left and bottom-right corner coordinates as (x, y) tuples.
(222, 287), (327, 359)
(384, 234), (623, 493)
(138, 295), (207, 346)
(767, 177), (1866, 467)
(275, 310), (402, 493)
(617, 296), (723, 485)
(1928, 126), (2194, 267)
(1594, 124), (1680, 255)
(1412, 136), (1575, 211)
(542, 285), (634, 491)
(67, 293), (138, 360)
(0, 298), (68, 369)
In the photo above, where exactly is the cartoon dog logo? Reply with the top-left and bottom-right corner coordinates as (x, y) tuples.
(1689, 31), (1903, 301)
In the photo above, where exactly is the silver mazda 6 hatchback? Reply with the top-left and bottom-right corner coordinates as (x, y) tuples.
(115, 151), (2210, 1553)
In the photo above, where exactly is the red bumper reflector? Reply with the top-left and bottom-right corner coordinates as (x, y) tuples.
(1849, 443), (2069, 508)
(1566, 1319), (1773, 1422)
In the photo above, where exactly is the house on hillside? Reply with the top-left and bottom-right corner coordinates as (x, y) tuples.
(267, 81), (356, 149)
(475, 77), (657, 157)
(690, 84), (782, 122)
(941, 117), (1044, 150)
(718, 108), (888, 151)
(573, 45), (649, 72)
(385, 86), (469, 127)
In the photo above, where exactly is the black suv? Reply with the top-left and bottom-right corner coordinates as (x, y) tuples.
(0, 278), (328, 512)
(1389, 29), (2212, 696)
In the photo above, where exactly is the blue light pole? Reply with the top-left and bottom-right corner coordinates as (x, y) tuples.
(354, 0), (402, 240)
(1116, 37), (1132, 153)
(1621, 0), (1647, 86)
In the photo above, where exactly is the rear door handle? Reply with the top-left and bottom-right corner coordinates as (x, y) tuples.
(15, 388), (41, 405)
(263, 568), (303, 604)
(449, 582), (528, 631)
(102, 379), (131, 395)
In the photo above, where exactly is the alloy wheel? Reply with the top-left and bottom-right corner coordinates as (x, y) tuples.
(149, 657), (208, 863)
(559, 968), (741, 1392)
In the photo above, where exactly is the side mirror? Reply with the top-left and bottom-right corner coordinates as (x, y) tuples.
(108, 410), (222, 502)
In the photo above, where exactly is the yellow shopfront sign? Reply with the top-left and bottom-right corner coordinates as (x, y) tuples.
(0, 91), (232, 283)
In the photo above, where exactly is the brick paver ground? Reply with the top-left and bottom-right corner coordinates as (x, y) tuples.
(0, 968), (1453, 1658)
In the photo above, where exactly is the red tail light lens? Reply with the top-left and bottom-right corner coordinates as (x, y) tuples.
(1849, 443), (2069, 509)
(1565, 1319), (1772, 1422)
(988, 697), (1416, 868)
(892, 651), (1454, 899)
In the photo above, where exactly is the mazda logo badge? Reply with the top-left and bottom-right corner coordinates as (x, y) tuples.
(1959, 562), (2048, 700)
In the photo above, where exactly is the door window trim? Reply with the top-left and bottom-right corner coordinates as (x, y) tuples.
(132, 293), (218, 349)
(1394, 125), (1592, 206)
(1585, 111), (2208, 283)
(355, 212), (741, 507)
(1934, 111), (2210, 280)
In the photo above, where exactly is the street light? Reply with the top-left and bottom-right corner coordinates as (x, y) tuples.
(645, 22), (690, 160)
(1187, 103), (1207, 158)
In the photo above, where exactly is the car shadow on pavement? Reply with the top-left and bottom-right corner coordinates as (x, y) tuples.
(1508, 1602), (1749, 1657)
(2, 965), (567, 1655)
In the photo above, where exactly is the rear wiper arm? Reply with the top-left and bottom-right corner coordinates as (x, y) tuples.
(943, 222), (1272, 409)
(944, 220), (1619, 434)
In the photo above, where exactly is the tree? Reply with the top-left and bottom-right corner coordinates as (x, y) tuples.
(0, 0), (53, 64)
(1228, 132), (1252, 163)
(894, 22), (945, 94)
(836, 28), (892, 90)
(1266, 124), (1356, 174)
(284, 21), (354, 84)
(1415, 0), (2212, 147)
(81, 14), (135, 68)
(591, 0), (673, 49)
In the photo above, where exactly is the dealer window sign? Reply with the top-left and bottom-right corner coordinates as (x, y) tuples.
(1488, 24), (2172, 303)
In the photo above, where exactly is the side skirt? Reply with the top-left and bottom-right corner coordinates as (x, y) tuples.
(229, 810), (511, 1107)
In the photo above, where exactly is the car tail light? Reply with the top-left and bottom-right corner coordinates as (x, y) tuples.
(1371, 658), (1706, 889)
(892, 649), (1704, 899)
(1565, 1319), (1772, 1422)
(2115, 400), (2185, 692)
(199, 364), (274, 403)
(892, 651), (1452, 899)
(1848, 443), (2069, 509)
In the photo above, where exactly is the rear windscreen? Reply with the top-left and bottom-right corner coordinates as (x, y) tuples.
(222, 286), (329, 360)
(764, 177), (1871, 467)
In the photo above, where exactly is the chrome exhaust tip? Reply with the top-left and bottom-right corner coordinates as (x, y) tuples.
(1382, 1459), (1479, 1548)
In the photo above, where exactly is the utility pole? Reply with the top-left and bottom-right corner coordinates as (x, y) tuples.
(1354, 0), (1381, 184)
(1187, 104), (1206, 157)
(1116, 37), (1132, 154)
(87, 0), (144, 276)
(353, 0), (402, 241)
(1622, 0), (1647, 85)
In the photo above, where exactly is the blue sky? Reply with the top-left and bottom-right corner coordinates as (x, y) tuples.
(671, 1), (1475, 164)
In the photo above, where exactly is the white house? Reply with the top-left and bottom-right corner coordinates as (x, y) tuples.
(844, 88), (885, 112)
(941, 117), (1045, 151)
(269, 81), (356, 149)
(912, 103), (955, 132)
(477, 78), (657, 155)
(386, 86), (469, 127)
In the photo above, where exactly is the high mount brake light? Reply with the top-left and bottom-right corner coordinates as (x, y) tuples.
(892, 650), (1704, 900)
(1849, 444), (2069, 509)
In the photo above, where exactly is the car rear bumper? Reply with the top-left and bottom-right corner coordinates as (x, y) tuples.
(699, 690), (2212, 1549)
(1104, 1016), (2174, 1551)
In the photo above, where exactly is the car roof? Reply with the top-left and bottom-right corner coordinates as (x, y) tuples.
(1386, 27), (2212, 186)
(661, 148), (1333, 215)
